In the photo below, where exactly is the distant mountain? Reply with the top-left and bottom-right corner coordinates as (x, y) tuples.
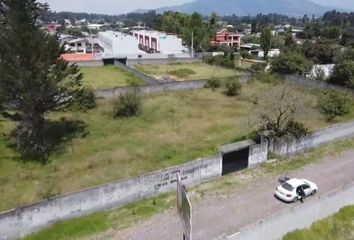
(154, 0), (333, 16)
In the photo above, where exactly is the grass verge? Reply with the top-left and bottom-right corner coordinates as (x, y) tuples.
(283, 205), (354, 240)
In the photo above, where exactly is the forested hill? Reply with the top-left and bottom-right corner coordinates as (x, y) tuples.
(155, 0), (332, 16)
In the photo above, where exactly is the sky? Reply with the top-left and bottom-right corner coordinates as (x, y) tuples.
(38, 0), (354, 14)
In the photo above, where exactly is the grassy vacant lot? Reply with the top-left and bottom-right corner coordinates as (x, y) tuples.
(23, 138), (354, 240)
(1, 81), (354, 212)
(80, 66), (144, 89)
(134, 62), (238, 81)
(283, 205), (354, 240)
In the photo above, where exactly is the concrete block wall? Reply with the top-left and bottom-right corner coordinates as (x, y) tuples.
(95, 80), (207, 99)
(248, 140), (268, 167)
(69, 60), (104, 67)
(127, 57), (201, 66)
(114, 60), (159, 84)
(270, 120), (354, 157)
(0, 156), (221, 240)
(284, 75), (354, 94)
(95, 73), (253, 99)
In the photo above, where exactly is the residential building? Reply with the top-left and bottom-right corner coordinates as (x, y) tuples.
(132, 30), (188, 54)
(98, 31), (143, 56)
(67, 38), (90, 54)
(211, 29), (242, 48)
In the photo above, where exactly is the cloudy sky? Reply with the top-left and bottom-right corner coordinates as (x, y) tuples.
(38, 0), (354, 14)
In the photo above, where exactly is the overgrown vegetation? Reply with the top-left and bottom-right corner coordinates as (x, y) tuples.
(204, 48), (237, 69)
(329, 60), (354, 89)
(134, 63), (237, 81)
(224, 76), (242, 96)
(318, 90), (351, 121)
(255, 86), (309, 139)
(1, 82), (346, 212)
(70, 87), (96, 111)
(80, 66), (144, 89)
(113, 90), (142, 118)
(283, 205), (354, 240)
(205, 77), (222, 90)
(271, 51), (313, 76)
(167, 68), (196, 79)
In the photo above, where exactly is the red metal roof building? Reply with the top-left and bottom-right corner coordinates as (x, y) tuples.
(60, 54), (95, 62)
(211, 29), (242, 48)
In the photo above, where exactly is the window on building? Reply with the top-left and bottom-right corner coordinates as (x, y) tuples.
(70, 43), (75, 47)
(78, 43), (82, 47)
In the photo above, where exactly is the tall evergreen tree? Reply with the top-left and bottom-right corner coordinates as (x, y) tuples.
(0, 0), (82, 162)
(260, 27), (272, 60)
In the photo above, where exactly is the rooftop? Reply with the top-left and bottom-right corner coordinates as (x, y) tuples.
(61, 54), (94, 62)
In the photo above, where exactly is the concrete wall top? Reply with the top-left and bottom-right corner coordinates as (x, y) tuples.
(219, 140), (255, 154)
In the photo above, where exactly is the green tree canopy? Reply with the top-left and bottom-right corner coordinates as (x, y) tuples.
(0, 0), (82, 162)
(271, 51), (313, 75)
(260, 27), (272, 60)
(329, 60), (354, 88)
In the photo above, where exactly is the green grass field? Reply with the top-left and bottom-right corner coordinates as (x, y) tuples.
(1, 81), (354, 213)
(23, 138), (354, 240)
(134, 62), (238, 81)
(80, 66), (144, 89)
(283, 205), (354, 240)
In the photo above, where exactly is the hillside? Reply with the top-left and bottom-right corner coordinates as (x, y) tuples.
(155, 0), (332, 16)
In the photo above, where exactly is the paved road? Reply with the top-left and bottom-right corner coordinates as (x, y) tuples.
(93, 150), (354, 240)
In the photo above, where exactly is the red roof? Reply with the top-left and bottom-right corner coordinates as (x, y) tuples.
(60, 54), (94, 62)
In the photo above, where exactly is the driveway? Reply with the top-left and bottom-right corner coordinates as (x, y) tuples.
(93, 149), (354, 240)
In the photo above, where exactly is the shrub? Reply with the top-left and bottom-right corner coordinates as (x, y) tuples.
(328, 60), (354, 88)
(284, 120), (308, 139)
(318, 90), (351, 121)
(271, 51), (313, 75)
(257, 73), (283, 85)
(224, 76), (242, 96)
(251, 62), (267, 73)
(205, 77), (222, 90)
(167, 68), (196, 79)
(203, 55), (235, 69)
(113, 90), (142, 118)
(240, 50), (252, 59)
(71, 87), (96, 111)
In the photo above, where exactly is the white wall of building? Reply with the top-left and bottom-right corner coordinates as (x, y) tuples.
(159, 35), (188, 54)
(132, 30), (188, 55)
(98, 31), (144, 57)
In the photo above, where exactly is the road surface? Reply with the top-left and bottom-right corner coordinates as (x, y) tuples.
(91, 149), (354, 240)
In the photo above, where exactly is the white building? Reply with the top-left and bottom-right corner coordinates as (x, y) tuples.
(131, 30), (188, 55)
(98, 31), (144, 57)
(67, 38), (89, 54)
(88, 24), (105, 30)
(308, 64), (335, 80)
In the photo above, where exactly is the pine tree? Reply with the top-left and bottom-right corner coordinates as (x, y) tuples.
(0, 0), (82, 162)
(260, 27), (272, 60)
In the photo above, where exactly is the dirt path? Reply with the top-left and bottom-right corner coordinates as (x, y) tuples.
(95, 150), (354, 240)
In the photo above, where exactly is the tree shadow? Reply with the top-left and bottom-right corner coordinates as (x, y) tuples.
(6, 117), (89, 163)
(44, 117), (89, 154)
